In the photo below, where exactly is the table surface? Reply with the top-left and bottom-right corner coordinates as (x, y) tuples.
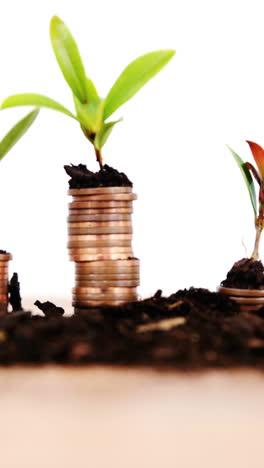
(0, 366), (264, 468)
(2, 299), (264, 467)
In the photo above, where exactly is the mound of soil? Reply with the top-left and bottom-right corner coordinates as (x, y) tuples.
(64, 164), (132, 189)
(221, 258), (264, 289)
(2, 284), (264, 369)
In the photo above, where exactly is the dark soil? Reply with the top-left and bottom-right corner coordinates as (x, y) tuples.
(3, 281), (264, 369)
(221, 258), (264, 289)
(64, 164), (132, 189)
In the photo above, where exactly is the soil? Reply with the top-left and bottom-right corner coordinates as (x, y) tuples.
(2, 280), (264, 369)
(221, 258), (264, 289)
(64, 164), (133, 189)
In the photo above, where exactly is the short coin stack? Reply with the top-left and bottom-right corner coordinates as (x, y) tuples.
(67, 187), (140, 309)
(0, 252), (12, 315)
(219, 286), (264, 312)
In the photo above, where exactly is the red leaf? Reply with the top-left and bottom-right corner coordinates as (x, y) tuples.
(246, 140), (264, 178)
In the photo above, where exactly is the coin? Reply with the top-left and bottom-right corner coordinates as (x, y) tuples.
(69, 201), (133, 209)
(229, 296), (264, 304)
(70, 253), (133, 262)
(75, 280), (139, 287)
(75, 259), (139, 269)
(75, 273), (139, 280)
(72, 295), (137, 307)
(73, 303), (127, 311)
(76, 270), (139, 278)
(69, 187), (132, 196)
(69, 234), (132, 242)
(68, 214), (131, 222)
(68, 240), (132, 248)
(68, 221), (131, 228)
(69, 247), (133, 254)
(73, 286), (137, 294)
(68, 227), (133, 235)
(73, 294), (137, 303)
(219, 286), (264, 297)
(0, 253), (12, 261)
(0, 294), (8, 302)
(73, 299), (134, 308)
(0, 265), (8, 271)
(69, 208), (133, 215)
(75, 268), (139, 276)
(73, 193), (137, 201)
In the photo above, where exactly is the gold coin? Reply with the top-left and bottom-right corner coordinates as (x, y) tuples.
(68, 214), (131, 222)
(69, 208), (133, 215)
(70, 253), (132, 262)
(73, 286), (137, 294)
(0, 253), (12, 262)
(73, 193), (137, 202)
(68, 240), (132, 248)
(75, 280), (139, 288)
(68, 227), (133, 235)
(69, 234), (132, 242)
(218, 286), (264, 297)
(69, 201), (133, 209)
(75, 259), (139, 269)
(69, 187), (132, 196)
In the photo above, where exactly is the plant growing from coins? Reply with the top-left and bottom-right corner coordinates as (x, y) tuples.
(1, 15), (175, 169)
(228, 141), (264, 260)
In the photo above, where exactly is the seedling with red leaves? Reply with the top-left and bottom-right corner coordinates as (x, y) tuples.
(228, 141), (264, 260)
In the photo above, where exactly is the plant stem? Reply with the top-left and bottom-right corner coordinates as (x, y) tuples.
(251, 225), (263, 261)
(95, 147), (103, 170)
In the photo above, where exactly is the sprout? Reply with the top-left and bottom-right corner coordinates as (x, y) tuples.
(1, 16), (175, 169)
(0, 109), (39, 161)
(228, 141), (264, 260)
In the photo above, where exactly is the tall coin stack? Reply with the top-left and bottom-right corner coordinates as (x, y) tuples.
(67, 186), (140, 309)
(0, 252), (12, 315)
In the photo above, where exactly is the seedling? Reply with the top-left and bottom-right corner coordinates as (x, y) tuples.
(1, 16), (175, 169)
(228, 141), (264, 260)
(0, 109), (39, 161)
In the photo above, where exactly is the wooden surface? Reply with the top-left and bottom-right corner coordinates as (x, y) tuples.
(0, 366), (264, 467)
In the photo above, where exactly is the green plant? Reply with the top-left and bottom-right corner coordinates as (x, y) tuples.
(0, 109), (39, 161)
(228, 141), (264, 260)
(1, 16), (175, 169)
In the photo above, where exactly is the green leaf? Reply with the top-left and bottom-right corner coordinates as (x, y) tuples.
(104, 49), (175, 119)
(227, 145), (257, 216)
(0, 109), (39, 161)
(94, 119), (121, 150)
(1, 93), (76, 120)
(86, 77), (99, 102)
(74, 96), (104, 133)
(50, 16), (88, 103)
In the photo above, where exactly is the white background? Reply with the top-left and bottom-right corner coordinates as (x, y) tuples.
(0, 0), (263, 307)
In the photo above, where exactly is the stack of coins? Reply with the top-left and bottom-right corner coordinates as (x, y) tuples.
(219, 286), (264, 312)
(0, 252), (12, 315)
(67, 187), (140, 309)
